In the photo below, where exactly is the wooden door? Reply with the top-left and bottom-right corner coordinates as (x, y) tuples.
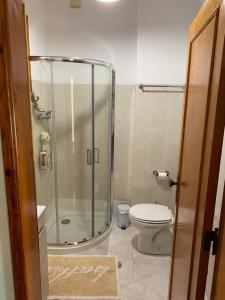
(169, 0), (225, 299)
(0, 0), (42, 299)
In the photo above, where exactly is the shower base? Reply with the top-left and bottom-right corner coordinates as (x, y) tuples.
(48, 224), (112, 255)
(46, 209), (112, 254)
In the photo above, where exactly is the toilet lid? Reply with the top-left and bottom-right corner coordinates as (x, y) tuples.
(129, 204), (172, 224)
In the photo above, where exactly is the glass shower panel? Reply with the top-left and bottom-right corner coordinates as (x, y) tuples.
(30, 56), (114, 249)
(30, 61), (57, 244)
(53, 62), (93, 244)
(94, 65), (111, 236)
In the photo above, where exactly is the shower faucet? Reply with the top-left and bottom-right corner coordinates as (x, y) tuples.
(31, 92), (52, 120)
(153, 170), (178, 187)
(37, 110), (52, 120)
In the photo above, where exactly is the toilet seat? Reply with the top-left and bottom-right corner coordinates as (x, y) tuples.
(129, 204), (172, 224)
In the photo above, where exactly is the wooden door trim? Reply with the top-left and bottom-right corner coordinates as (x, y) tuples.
(191, 2), (225, 297)
(169, 0), (225, 299)
(169, 36), (192, 300)
(0, 0), (42, 299)
(188, 9), (220, 299)
(169, 12), (218, 298)
(190, 11), (218, 44)
(190, 0), (223, 40)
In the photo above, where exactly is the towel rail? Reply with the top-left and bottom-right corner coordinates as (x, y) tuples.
(139, 84), (185, 93)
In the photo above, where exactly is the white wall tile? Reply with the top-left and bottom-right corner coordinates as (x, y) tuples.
(134, 107), (151, 129)
(115, 87), (184, 212)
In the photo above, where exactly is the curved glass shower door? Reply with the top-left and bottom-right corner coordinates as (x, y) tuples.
(53, 62), (93, 244)
(94, 65), (112, 237)
(30, 56), (114, 247)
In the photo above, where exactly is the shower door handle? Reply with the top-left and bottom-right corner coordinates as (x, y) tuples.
(94, 148), (100, 164)
(87, 149), (92, 165)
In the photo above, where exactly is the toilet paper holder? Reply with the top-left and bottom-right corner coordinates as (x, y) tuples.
(153, 170), (178, 187)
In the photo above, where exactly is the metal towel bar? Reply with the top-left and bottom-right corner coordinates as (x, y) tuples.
(139, 84), (185, 93)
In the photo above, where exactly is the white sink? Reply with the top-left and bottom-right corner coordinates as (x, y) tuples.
(37, 205), (46, 232)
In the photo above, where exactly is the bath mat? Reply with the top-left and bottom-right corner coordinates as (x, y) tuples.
(48, 255), (120, 300)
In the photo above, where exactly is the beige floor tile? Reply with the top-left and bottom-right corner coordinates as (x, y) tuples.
(162, 257), (171, 275)
(119, 259), (134, 286)
(134, 280), (165, 300)
(73, 223), (170, 300)
(109, 224), (136, 247)
(120, 282), (136, 300)
(107, 240), (133, 261)
(143, 273), (169, 299)
(133, 256), (165, 281)
(132, 245), (165, 260)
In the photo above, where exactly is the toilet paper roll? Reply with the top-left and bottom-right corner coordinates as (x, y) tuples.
(157, 172), (169, 180)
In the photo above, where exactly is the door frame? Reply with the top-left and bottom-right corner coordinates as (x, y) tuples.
(0, 0), (41, 299)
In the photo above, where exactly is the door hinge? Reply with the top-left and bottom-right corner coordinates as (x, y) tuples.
(203, 228), (219, 256)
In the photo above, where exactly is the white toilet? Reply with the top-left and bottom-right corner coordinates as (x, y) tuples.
(129, 203), (173, 255)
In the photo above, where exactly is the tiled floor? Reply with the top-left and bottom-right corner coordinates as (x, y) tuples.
(79, 220), (171, 300)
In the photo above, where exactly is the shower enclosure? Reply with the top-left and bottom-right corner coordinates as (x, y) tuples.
(30, 56), (115, 248)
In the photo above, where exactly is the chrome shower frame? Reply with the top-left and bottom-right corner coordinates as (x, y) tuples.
(30, 55), (115, 250)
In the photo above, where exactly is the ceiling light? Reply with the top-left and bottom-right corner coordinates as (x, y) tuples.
(70, 0), (81, 8)
(97, 0), (120, 2)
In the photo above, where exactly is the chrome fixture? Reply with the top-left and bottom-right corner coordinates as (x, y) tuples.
(36, 110), (52, 120)
(86, 148), (100, 165)
(31, 92), (52, 120)
(29, 56), (115, 70)
(29, 55), (115, 249)
(31, 92), (44, 112)
(153, 170), (178, 187)
(153, 170), (169, 177)
(139, 84), (185, 93)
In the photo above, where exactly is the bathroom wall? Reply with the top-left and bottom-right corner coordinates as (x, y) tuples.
(199, 0), (206, 8)
(137, 0), (199, 84)
(114, 87), (184, 209)
(25, 0), (200, 85)
(24, 0), (48, 54)
(25, 0), (201, 213)
(25, 0), (138, 85)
